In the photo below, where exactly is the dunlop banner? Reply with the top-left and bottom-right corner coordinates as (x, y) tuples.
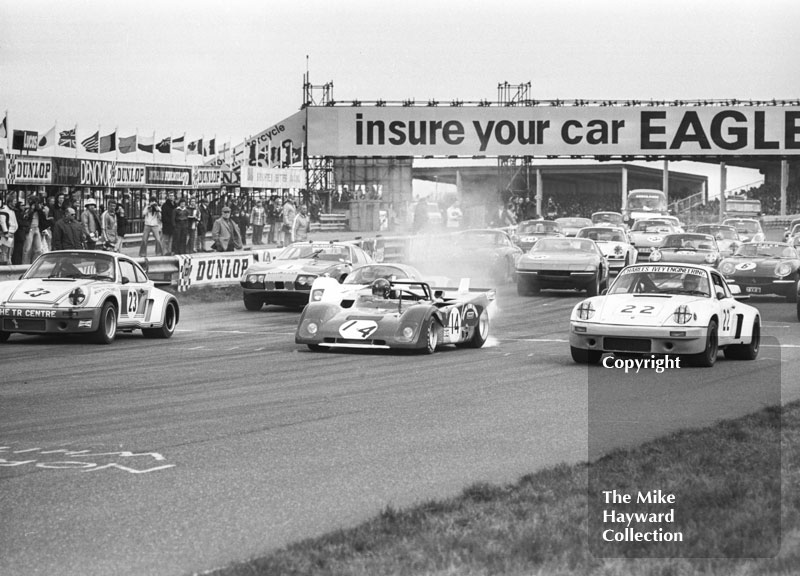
(307, 105), (800, 157)
(192, 167), (223, 188)
(7, 155), (53, 184)
(114, 163), (146, 187)
(176, 252), (253, 290)
(240, 166), (305, 188)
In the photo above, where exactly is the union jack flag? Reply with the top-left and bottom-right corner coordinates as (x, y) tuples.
(59, 128), (76, 148)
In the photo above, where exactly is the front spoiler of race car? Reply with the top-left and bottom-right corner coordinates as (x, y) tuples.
(725, 277), (795, 297)
(569, 321), (708, 355)
(0, 306), (102, 335)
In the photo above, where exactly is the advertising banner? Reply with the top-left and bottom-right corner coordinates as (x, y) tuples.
(80, 159), (113, 186)
(52, 158), (81, 186)
(240, 166), (305, 188)
(206, 110), (306, 169)
(113, 162), (146, 187)
(307, 105), (800, 157)
(175, 252), (253, 290)
(146, 165), (192, 187)
(192, 167), (223, 188)
(6, 155), (53, 184)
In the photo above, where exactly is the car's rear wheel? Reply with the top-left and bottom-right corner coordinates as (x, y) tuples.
(458, 307), (489, 348)
(686, 320), (718, 367)
(724, 317), (760, 360)
(92, 301), (117, 345)
(243, 294), (263, 311)
(421, 317), (439, 354)
(570, 346), (602, 364)
(0, 329), (9, 343)
(143, 301), (178, 339)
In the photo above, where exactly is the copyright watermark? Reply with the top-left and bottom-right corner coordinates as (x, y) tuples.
(602, 354), (681, 374)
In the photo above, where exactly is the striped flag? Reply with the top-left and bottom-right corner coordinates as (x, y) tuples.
(82, 131), (99, 153)
(173, 134), (185, 152)
(58, 128), (76, 148)
(138, 133), (154, 153)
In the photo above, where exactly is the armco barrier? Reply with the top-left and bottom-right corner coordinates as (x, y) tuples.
(0, 236), (405, 286)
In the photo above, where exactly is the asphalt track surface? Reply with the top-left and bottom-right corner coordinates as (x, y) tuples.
(1, 282), (798, 576)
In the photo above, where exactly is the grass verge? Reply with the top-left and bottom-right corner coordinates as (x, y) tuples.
(203, 402), (799, 576)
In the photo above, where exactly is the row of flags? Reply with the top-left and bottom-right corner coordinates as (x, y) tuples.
(0, 112), (219, 157)
(1, 111), (302, 168)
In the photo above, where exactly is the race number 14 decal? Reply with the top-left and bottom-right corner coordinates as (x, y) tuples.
(339, 319), (378, 340)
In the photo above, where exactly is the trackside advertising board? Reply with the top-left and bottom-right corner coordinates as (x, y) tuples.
(307, 106), (800, 157)
(176, 252), (254, 290)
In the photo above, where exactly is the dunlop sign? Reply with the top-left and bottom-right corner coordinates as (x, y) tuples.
(307, 105), (800, 157)
(6, 156), (53, 184)
(177, 253), (253, 289)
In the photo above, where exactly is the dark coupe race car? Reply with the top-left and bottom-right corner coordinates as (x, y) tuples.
(240, 241), (374, 310)
(516, 237), (609, 296)
(649, 233), (722, 268)
(296, 278), (494, 353)
(719, 242), (800, 301)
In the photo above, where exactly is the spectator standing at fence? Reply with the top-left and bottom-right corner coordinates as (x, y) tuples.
(266, 196), (280, 245)
(185, 197), (200, 254)
(115, 200), (128, 252)
(81, 197), (101, 250)
(11, 197), (25, 264)
(250, 200), (267, 245)
(196, 198), (211, 252)
(292, 204), (310, 243)
(237, 199), (250, 246)
(173, 197), (190, 255)
(101, 199), (120, 252)
(160, 191), (176, 255)
(0, 193), (18, 265)
(22, 195), (50, 263)
(211, 206), (242, 252)
(52, 207), (87, 250)
(139, 196), (163, 257)
(280, 198), (296, 246)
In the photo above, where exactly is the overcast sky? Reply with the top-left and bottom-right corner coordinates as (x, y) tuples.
(2, 0), (798, 192)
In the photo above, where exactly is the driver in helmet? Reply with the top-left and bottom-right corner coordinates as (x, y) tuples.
(371, 277), (392, 300)
(94, 259), (114, 279)
(682, 273), (707, 295)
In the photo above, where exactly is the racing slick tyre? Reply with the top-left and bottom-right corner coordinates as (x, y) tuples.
(243, 294), (263, 311)
(142, 300), (178, 339)
(570, 346), (602, 364)
(420, 316), (439, 354)
(724, 317), (760, 361)
(457, 307), (489, 349)
(92, 301), (118, 345)
(686, 320), (718, 367)
(587, 271), (602, 296)
(0, 329), (9, 342)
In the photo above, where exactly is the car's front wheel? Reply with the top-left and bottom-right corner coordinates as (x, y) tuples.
(421, 317), (439, 354)
(0, 329), (9, 343)
(686, 320), (718, 367)
(587, 270), (602, 296)
(243, 294), (263, 311)
(92, 301), (118, 345)
(570, 346), (602, 364)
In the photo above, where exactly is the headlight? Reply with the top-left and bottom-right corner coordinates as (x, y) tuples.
(68, 287), (87, 305)
(307, 322), (318, 335)
(649, 250), (662, 262)
(673, 304), (694, 324)
(575, 300), (595, 320)
(775, 263), (793, 277)
(720, 262), (735, 275)
(402, 326), (414, 339)
(296, 275), (317, 286)
(311, 289), (324, 302)
(704, 252), (717, 264)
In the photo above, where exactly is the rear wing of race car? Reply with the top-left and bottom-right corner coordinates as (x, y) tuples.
(429, 278), (496, 302)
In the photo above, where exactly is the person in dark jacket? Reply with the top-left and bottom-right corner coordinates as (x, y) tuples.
(52, 208), (87, 250)
(160, 191), (176, 255)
